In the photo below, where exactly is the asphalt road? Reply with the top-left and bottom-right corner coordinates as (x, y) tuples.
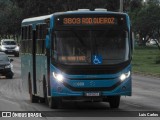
(0, 56), (160, 120)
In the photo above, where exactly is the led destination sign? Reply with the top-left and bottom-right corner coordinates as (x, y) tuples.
(63, 17), (117, 25)
(55, 14), (126, 27)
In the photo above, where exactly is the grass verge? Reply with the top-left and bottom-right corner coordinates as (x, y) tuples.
(132, 46), (160, 77)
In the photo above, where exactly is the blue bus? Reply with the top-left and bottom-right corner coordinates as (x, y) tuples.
(21, 9), (132, 109)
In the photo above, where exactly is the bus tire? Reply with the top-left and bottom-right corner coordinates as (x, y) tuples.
(30, 94), (39, 103)
(40, 78), (47, 103)
(28, 76), (39, 103)
(48, 97), (62, 109)
(108, 96), (120, 108)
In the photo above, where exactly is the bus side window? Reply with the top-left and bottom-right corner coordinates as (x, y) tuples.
(28, 25), (33, 54)
(21, 27), (24, 53)
(42, 24), (47, 54)
(130, 27), (134, 52)
(36, 25), (39, 54)
(23, 26), (27, 53)
(52, 32), (57, 61)
(36, 24), (47, 55)
(26, 26), (29, 53)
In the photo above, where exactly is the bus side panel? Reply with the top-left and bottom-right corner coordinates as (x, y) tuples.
(21, 54), (32, 93)
(36, 55), (47, 97)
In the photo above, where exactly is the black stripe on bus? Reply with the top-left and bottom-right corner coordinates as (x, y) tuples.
(62, 81), (122, 91)
(66, 77), (117, 80)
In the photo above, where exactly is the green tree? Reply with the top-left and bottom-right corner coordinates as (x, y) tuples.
(1, 0), (137, 39)
(130, 0), (142, 11)
(104, 0), (119, 11)
(129, 0), (160, 46)
(0, 1), (22, 40)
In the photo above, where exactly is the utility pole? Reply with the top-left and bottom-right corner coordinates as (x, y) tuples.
(120, 0), (123, 12)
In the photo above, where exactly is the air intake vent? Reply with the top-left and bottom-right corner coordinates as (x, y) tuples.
(94, 8), (107, 11)
(78, 9), (90, 11)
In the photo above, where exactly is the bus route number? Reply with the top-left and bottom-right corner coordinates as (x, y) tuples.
(63, 17), (116, 25)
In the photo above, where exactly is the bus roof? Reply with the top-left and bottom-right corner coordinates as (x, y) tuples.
(53, 10), (127, 17)
(22, 10), (128, 26)
(22, 14), (52, 26)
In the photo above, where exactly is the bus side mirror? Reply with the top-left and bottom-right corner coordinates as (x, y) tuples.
(130, 27), (134, 52)
(131, 31), (135, 52)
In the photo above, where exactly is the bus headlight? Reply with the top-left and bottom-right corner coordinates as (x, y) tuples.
(119, 71), (130, 81)
(53, 72), (64, 82)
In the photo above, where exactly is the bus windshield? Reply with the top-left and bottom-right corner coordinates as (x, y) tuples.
(52, 29), (129, 65)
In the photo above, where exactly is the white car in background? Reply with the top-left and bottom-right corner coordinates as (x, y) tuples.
(0, 39), (19, 57)
(146, 39), (159, 46)
(0, 52), (14, 79)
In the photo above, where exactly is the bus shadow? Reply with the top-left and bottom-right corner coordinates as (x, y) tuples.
(33, 101), (124, 117)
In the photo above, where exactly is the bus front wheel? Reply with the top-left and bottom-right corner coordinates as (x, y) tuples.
(28, 76), (39, 103)
(48, 97), (62, 109)
(39, 78), (47, 103)
(108, 96), (120, 108)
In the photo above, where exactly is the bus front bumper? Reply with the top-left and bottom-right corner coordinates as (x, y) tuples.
(50, 77), (131, 97)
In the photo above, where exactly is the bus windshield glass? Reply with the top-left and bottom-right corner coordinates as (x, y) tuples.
(52, 29), (129, 65)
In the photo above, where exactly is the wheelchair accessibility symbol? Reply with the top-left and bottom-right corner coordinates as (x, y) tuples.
(92, 55), (102, 65)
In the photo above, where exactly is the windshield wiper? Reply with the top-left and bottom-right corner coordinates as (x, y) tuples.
(71, 30), (87, 48)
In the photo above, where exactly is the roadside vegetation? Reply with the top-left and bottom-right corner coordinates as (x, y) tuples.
(0, 0), (160, 44)
(132, 46), (160, 77)
(0, 0), (160, 77)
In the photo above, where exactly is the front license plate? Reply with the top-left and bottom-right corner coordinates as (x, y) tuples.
(85, 92), (101, 96)
(8, 50), (13, 52)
